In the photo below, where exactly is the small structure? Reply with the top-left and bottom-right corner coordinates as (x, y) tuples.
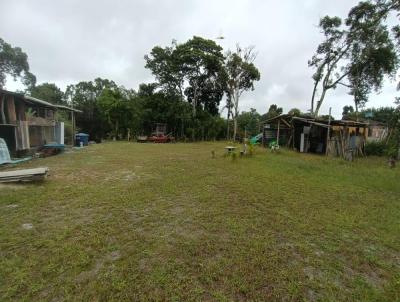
(263, 114), (369, 158)
(366, 120), (388, 142)
(0, 89), (80, 157)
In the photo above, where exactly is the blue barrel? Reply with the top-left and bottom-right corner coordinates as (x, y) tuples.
(75, 133), (89, 146)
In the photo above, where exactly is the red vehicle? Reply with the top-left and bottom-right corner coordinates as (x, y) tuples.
(147, 134), (175, 143)
(137, 123), (175, 143)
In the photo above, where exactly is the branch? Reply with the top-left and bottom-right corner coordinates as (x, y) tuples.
(327, 70), (351, 89)
(336, 81), (352, 88)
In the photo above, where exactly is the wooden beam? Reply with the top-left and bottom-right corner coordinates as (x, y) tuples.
(326, 107), (332, 156)
(281, 118), (291, 128)
(277, 120), (280, 145)
(0, 94), (6, 124)
(6, 96), (17, 124)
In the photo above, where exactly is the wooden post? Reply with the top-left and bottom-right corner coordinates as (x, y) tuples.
(326, 107), (332, 156)
(6, 96), (17, 124)
(71, 110), (75, 146)
(0, 94), (6, 124)
(262, 125), (265, 147)
(291, 120), (295, 149)
(277, 120), (280, 145)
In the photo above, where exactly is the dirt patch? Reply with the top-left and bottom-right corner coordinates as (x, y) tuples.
(0, 183), (26, 190)
(105, 170), (138, 181)
(22, 223), (33, 230)
(76, 250), (121, 283)
(108, 251), (121, 261)
(5, 204), (19, 208)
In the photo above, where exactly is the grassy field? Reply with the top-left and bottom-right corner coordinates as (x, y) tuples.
(0, 142), (399, 301)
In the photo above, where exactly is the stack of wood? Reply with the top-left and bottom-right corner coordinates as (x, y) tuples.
(327, 130), (366, 158)
(0, 167), (49, 183)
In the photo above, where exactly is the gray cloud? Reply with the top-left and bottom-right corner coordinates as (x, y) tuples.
(1, 0), (398, 118)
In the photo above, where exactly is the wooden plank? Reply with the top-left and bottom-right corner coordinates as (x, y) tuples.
(277, 120), (280, 145)
(281, 118), (291, 128)
(326, 107), (332, 156)
(16, 121), (30, 150)
(16, 100), (26, 121)
(6, 96), (17, 124)
(0, 167), (49, 181)
(0, 94), (6, 124)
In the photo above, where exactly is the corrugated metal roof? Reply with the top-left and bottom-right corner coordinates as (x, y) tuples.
(54, 104), (82, 113)
(1, 89), (81, 112)
(24, 95), (56, 108)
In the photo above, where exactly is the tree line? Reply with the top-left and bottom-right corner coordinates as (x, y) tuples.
(1, 36), (263, 142)
(1, 0), (400, 148)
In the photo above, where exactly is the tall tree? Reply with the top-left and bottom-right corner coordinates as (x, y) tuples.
(288, 108), (302, 116)
(342, 105), (355, 118)
(29, 82), (64, 105)
(263, 104), (283, 120)
(225, 45), (260, 141)
(237, 108), (261, 137)
(309, 16), (347, 116)
(144, 41), (184, 96)
(177, 36), (226, 118)
(0, 38), (36, 89)
(94, 86), (139, 139)
(145, 37), (226, 117)
(145, 36), (227, 140)
(346, 1), (399, 111)
(309, 1), (399, 116)
(65, 78), (118, 140)
(137, 82), (192, 137)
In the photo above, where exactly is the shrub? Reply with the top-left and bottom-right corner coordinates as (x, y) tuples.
(247, 143), (255, 156)
(365, 141), (386, 156)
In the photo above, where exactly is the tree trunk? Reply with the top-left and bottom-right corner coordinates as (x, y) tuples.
(233, 118), (238, 142)
(232, 91), (239, 142)
(226, 106), (230, 140)
(181, 118), (184, 139)
(314, 88), (327, 117)
(192, 82), (199, 142)
(310, 80), (318, 115)
(115, 119), (119, 139)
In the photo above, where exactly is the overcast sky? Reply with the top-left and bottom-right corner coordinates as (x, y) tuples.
(1, 0), (398, 118)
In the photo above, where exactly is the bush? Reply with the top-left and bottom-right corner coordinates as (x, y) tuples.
(365, 141), (386, 156)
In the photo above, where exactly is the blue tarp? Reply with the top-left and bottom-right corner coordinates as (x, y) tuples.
(0, 137), (31, 165)
(0, 138), (11, 164)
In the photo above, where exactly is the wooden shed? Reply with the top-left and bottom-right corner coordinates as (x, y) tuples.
(263, 114), (368, 158)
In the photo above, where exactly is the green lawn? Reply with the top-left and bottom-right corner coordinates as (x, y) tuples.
(1, 142), (399, 301)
